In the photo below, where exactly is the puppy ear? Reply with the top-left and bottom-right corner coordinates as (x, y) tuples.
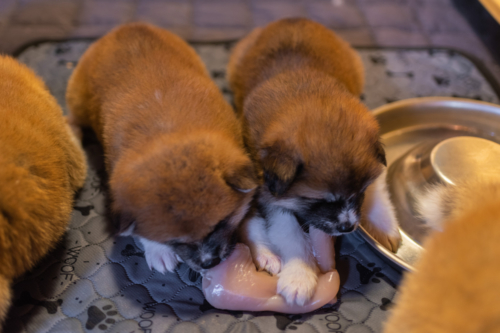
(260, 141), (301, 196)
(375, 140), (387, 166)
(225, 159), (259, 193)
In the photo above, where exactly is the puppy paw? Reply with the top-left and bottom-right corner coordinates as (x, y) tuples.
(387, 233), (402, 253)
(139, 237), (178, 274)
(255, 248), (281, 275)
(365, 225), (402, 253)
(277, 260), (318, 306)
(362, 167), (402, 253)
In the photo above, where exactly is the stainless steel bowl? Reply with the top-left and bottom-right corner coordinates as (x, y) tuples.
(357, 97), (500, 271)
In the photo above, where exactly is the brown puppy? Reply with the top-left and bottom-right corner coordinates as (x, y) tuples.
(0, 55), (87, 326)
(384, 179), (500, 333)
(228, 18), (400, 305)
(66, 23), (257, 273)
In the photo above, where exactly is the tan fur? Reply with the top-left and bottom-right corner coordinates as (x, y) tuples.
(227, 18), (382, 196)
(0, 55), (87, 327)
(66, 23), (257, 243)
(227, 18), (365, 113)
(0, 276), (10, 327)
(228, 18), (395, 305)
(384, 180), (500, 333)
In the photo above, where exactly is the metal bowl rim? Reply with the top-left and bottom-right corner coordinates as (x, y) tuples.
(372, 96), (500, 118)
(359, 96), (500, 272)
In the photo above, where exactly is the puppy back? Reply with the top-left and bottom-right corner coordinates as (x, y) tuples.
(0, 56), (86, 325)
(67, 22), (209, 143)
(0, 55), (86, 284)
(68, 24), (257, 241)
(228, 18), (364, 111)
(67, 23), (243, 167)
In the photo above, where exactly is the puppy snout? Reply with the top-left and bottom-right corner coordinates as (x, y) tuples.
(336, 222), (355, 233)
(200, 257), (221, 269)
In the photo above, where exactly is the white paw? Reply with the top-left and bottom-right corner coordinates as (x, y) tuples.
(139, 237), (178, 274)
(277, 259), (318, 306)
(255, 248), (281, 275)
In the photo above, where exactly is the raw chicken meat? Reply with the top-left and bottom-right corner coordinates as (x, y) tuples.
(310, 226), (336, 273)
(202, 228), (339, 313)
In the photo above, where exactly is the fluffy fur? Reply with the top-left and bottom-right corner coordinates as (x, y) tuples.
(0, 55), (87, 327)
(229, 18), (400, 305)
(66, 23), (257, 272)
(384, 179), (500, 333)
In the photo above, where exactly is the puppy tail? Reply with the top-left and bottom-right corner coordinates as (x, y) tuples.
(416, 178), (500, 232)
(0, 274), (11, 328)
(414, 183), (455, 232)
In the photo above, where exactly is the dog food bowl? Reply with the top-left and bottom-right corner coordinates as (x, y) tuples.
(358, 97), (500, 271)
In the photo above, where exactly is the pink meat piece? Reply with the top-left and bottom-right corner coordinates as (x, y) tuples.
(202, 229), (339, 314)
(310, 226), (336, 273)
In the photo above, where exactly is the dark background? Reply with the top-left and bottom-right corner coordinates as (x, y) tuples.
(0, 0), (499, 84)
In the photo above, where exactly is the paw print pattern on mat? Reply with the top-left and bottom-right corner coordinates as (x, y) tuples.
(121, 244), (144, 258)
(85, 305), (117, 330)
(177, 264), (202, 286)
(273, 314), (303, 331)
(356, 263), (380, 284)
(357, 263), (397, 288)
(73, 205), (94, 216)
(380, 297), (395, 311)
(14, 291), (62, 314)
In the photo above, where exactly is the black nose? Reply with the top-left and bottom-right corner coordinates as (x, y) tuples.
(336, 223), (355, 233)
(200, 257), (222, 269)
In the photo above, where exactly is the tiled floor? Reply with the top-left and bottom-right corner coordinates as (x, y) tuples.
(0, 0), (499, 84)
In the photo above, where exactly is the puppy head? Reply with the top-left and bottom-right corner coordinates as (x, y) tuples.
(259, 96), (385, 236)
(111, 133), (257, 271)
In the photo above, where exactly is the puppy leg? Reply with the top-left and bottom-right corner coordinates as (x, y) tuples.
(361, 168), (401, 252)
(138, 236), (179, 274)
(242, 214), (281, 275)
(268, 210), (318, 306)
